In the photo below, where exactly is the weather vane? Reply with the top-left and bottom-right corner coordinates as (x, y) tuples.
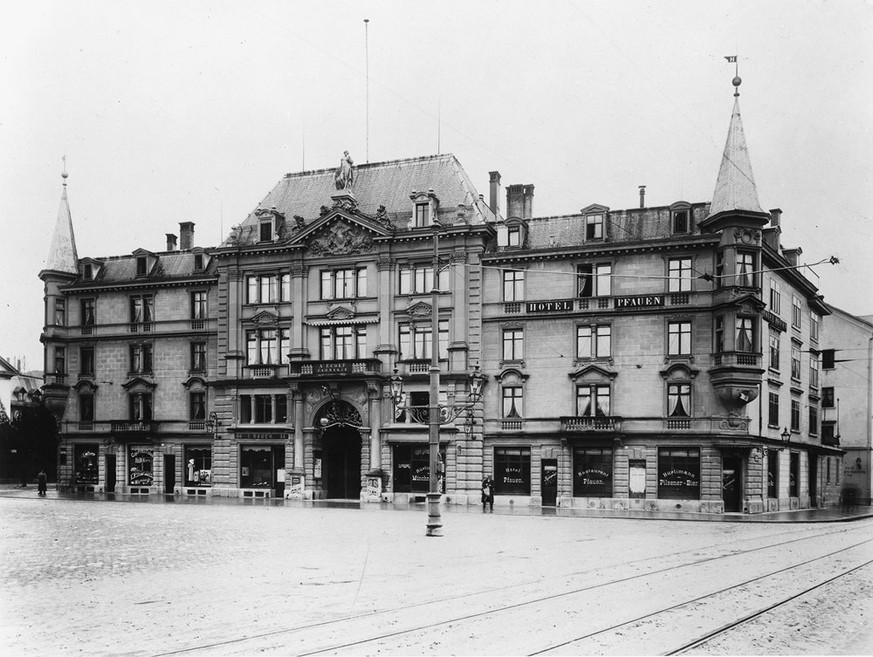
(724, 55), (740, 96)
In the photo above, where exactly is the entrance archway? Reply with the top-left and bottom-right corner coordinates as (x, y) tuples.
(322, 425), (362, 499)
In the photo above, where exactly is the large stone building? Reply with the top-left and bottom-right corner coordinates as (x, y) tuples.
(39, 81), (846, 513)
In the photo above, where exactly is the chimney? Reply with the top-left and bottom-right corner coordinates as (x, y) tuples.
(522, 184), (535, 220)
(506, 184), (525, 219)
(179, 222), (195, 250)
(489, 171), (501, 216)
(639, 185), (646, 209)
(783, 247), (802, 266)
(769, 208), (782, 228)
(166, 234), (177, 251)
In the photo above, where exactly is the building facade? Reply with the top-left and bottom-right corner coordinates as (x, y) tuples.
(40, 84), (846, 513)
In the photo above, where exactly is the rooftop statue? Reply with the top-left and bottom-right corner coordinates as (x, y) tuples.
(334, 150), (354, 191)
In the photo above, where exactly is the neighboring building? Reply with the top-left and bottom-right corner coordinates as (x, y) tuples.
(821, 307), (873, 505)
(0, 355), (42, 424)
(39, 80), (845, 513)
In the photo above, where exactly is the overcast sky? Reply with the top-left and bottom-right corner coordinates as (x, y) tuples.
(1, 0), (871, 371)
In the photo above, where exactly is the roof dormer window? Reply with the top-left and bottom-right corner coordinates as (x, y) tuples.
(83, 264), (93, 280)
(136, 256), (147, 276)
(673, 210), (689, 233)
(508, 226), (521, 247)
(414, 202), (430, 227)
(259, 219), (273, 242)
(194, 253), (204, 271)
(585, 214), (603, 240)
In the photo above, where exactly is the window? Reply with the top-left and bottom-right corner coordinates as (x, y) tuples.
(573, 448), (613, 497)
(79, 394), (94, 422)
(191, 342), (207, 372)
(275, 395), (288, 423)
(502, 328), (523, 361)
(790, 399), (801, 432)
(585, 214), (603, 240)
(83, 263), (93, 280)
(809, 352), (820, 388)
(767, 450), (779, 498)
(714, 316), (725, 353)
(259, 219), (273, 242)
(246, 274), (278, 304)
(822, 423), (836, 444)
(185, 446), (212, 487)
(789, 452), (799, 497)
(255, 395), (272, 423)
(769, 280), (781, 314)
(240, 445), (282, 488)
(191, 291), (207, 319)
(501, 387), (523, 418)
(393, 445), (445, 493)
(577, 263), (612, 297)
(810, 312), (820, 342)
(399, 321), (449, 360)
(769, 334), (781, 370)
(130, 295), (154, 324)
(503, 270), (524, 301)
(791, 343), (801, 380)
(399, 264), (448, 295)
(136, 256), (147, 276)
(736, 317), (755, 353)
(507, 226), (521, 247)
(658, 448), (700, 500)
(809, 405), (819, 436)
(74, 445), (98, 485)
(54, 299), (66, 326)
(668, 322), (692, 355)
(194, 253), (204, 271)
(80, 347), (95, 377)
(239, 394), (283, 424)
(822, 387), (835, 408)
(577, 385), (611, 416)
(826, 457), (831, 484)
(667, 384), (690, 417)
(494, 447), (531, 495)
(190, 391), (206, 420)
(792, 296), (802, 329)
(736, 251), (755, 287)
(577, 325), (611, 359)
(130, 392), (153, 421)
(80, 299), (95, 326)
(128, 447), (154, 485)
(320, 268), (367, 299)
(130, 344), (153, 374)
(668, 258), (692, 292)
(414, 202), (430, 227)
(768, 392), (779, 427)
(715, 252), (725, 288)
(280, 273), (291, 301)
(672, 210), (689, 234)
(822, 349), (835, 369)
(53, 347), (66, 374)
(246, 328), (290, 365)
(320, 326), (367, 360)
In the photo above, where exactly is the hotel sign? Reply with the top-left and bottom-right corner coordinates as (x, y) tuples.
(525, 299), (574, 313)
(615, 295), (665, 310)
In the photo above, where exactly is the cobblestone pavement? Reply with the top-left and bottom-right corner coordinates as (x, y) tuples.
(1, 495), (871, 656)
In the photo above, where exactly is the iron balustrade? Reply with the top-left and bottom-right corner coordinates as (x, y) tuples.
(560, 416), (621, 432)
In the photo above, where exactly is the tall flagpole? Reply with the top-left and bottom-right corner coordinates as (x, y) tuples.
(365, 18), (370, 163)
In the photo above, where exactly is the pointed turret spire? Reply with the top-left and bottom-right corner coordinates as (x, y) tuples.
(707, 75), (766, 218)
(44, 157), (79, 275)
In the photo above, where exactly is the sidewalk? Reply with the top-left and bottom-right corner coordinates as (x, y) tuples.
(2, 485), (871, 523)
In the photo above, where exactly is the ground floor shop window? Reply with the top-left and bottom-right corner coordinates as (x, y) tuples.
(573, 447), (613, 496)
(789, 452), (800, 497)
(628, 459), (646, 498)
(767, 450), (779, 498)
(657, 448), (700, 500)
(74, 445), (98, 484)
(393, 444), (446, 493)
(240, 445), (283, 488)
(494, 447), (531, 495)
(185, 446), (212, 486)
(128, 446), (154, 485)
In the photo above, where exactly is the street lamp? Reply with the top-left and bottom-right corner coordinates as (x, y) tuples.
(780, 427), (791, 450)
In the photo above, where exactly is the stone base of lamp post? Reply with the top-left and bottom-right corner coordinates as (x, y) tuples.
(426, 492), (443, 537)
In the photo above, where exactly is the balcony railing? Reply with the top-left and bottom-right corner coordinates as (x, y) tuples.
(289, 359), (382, 377)
(501, 419), (523, 431)
(711, 352), (762, 367)
(110, 420), (158, 433)
(665, 418), (691, 430)
(44, 372), (67, 385)
(561, 416), (620, 432)
(247, 365), (286, 379)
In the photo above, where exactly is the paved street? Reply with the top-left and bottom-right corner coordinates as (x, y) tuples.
(1, 494), (872, 656)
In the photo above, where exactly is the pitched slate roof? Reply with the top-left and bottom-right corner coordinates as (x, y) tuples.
(708, 97), (765, 218)
(225, 154), (495, 246)
(44, 180), (79, 274)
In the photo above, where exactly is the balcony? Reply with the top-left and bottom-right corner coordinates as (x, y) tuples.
(289, 359), (382, 377)
(245, 364), (287, 379)
(711, 352), (762, 367)
(110, 420), (158, 434)
(561, 416), (621, 432)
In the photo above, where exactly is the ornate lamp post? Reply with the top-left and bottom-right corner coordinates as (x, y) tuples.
(391, 220), (486, 538)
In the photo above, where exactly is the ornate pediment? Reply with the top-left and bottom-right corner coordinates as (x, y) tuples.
(249, 311), (279, 326)
(406, 301), (433, 317)
(306, 220), (373, 256)
(569, 364), (617, 382)
(326, 305), (356, 321)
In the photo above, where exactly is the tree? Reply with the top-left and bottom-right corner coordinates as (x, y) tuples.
(0, 397), (60, 484)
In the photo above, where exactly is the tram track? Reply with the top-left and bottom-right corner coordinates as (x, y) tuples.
(151, 522), (872, 656)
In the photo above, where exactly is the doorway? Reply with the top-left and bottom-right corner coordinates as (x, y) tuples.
(323, 426), (362, 499)
(541, 459), (558, 506)
(164, 455), (175, 494)
(722, 454), (742, 512)
(809, 456), (818, 507)
(105, 454), (116, 493)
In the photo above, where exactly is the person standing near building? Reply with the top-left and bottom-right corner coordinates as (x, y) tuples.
(482, 475), (494, 512)
(37, 469), (47, 496)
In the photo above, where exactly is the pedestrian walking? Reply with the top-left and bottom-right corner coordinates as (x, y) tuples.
(482, 475), (494, 512)
(37, 469), (47, 496)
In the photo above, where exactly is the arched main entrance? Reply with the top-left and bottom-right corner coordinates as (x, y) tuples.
(322, 425), (362, 499)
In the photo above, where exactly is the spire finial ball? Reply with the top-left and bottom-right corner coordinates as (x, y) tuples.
(732, 75), (742, 88)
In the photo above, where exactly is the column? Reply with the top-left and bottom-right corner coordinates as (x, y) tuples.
(289, 263), (308, 359)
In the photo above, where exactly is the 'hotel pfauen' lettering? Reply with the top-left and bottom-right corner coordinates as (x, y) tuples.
(615, 295), (665, 309)
(525, 299), (573, 313)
